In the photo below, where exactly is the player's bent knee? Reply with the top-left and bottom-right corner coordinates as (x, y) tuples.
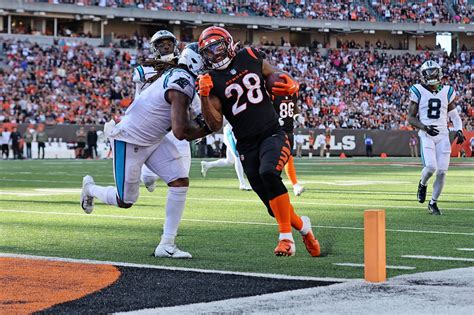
(436, 169), (447, 176)
(116, 197), (133, 209)
(168, 177), (189, 187)
(260, 170), (287, 200)
(424, 166), (437, 174)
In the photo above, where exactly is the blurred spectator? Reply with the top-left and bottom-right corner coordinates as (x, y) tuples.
(409, 135), (419, 158)
(365, 135), (374, 157)
(1, 127), (10, 159)
(24, 127), (34, 159)
(75, 126), (87, 158)
(36, 125), (47, 159)
(10, 126), (22, 159)
(316, 133), (326, 158)
(295, 130), (304, 158)
(324, 128), (332, 158)
(87, 126), (98, 159)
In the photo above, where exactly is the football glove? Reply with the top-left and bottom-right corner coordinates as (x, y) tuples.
(424, 125), (439, 137)
(278, 117), (284, 126)
(454, 130), (466, 144)
(197, 73), (213, 97)
(272, 73), (299, 96)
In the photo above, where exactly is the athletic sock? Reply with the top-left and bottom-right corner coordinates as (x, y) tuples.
(89, 185), (118, 206)
(279, 232), (294, 241)
(269, 193), (292, 234)
(162, 186), (189, 241)
(429, 199), (437, 205)
(289, 204), (303, 231)
(284, 155), (298, 186)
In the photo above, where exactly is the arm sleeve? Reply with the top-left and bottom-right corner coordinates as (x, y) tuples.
(164, 69), (195, 100)
(447, 86), (456, 104)
(132, 66), (144, 83)
(448, 108), (463, 131)
(409, 86), (421, 104)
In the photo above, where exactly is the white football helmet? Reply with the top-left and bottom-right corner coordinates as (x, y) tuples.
(178, 42), (204, 77)
(420, 60), (442, 86)
(149, 30), (179, 62)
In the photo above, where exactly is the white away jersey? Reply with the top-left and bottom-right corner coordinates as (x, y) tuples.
(409, 84), (455, 135)
(114, 68), (195, 146)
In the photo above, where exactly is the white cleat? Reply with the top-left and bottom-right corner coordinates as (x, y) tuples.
(293, 183), (305, 197)
(239, 184), (252, 191)
(154, 244), (192, 259)
(200, 161), (208, 177)
(141, 174), (157, 193)
(81, 175), (95, 214)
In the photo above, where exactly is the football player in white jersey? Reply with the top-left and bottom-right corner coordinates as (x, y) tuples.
(407, 60), (465, 215)
(132, 31), (202, 192)
(200, 122), (252, 191)
(80, 42), (211, 258)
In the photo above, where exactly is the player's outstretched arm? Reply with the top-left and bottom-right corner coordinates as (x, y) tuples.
(198, 74), (223, 132)
(168, 90), (211, 141)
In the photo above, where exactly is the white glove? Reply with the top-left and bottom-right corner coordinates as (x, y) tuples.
(278, 117), (284, 126)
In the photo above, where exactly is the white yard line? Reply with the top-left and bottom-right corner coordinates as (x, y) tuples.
(402, 255), (474, 262)
(457, 248), (474, 252)
(333, 263), (416, 270)
(0, 252), (348, 282)
(1, 209), (473, 236)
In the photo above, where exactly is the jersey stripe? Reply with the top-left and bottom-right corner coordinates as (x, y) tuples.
(447, 86), (454, 103)
(114, 140), (126, 201)
(136, 65), (145, 82)
(246, 47), (258, 60)
(410, 86), (421, 102)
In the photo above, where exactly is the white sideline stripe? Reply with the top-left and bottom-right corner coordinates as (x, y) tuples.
(1, 209), (473, 236)
(457, 248), (474, 252)
(402, 255), (474, 262)
(0, 253), (348, 282)
(140, 196), (474, 212)
(333, 263), (416, 270)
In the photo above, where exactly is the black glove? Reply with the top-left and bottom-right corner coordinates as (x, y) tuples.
(193, 114), (213, 134)
(454, 130), (466, 145)
(424, 125), (439, 137)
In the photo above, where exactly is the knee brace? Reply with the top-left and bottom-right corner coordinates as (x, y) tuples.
(116, 196), (133, 209)
(260, 170), (287, 200)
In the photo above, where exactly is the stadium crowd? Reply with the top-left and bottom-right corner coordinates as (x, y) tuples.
(1, 38), (472, 130)
(29, 0), (473, 24)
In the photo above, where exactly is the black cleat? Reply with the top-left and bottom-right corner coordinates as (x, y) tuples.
(417, 181), (427, 203)
(428, 202), (442, 215)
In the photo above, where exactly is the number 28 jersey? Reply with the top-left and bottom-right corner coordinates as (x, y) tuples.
(207, 47), (279, 142)
(409, 84), (455, 135)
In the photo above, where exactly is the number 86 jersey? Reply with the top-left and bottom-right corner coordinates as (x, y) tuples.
(409, 84), (455, 136)
(207, 47), (279, 142)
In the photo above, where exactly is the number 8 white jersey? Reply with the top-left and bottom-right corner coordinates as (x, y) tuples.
(409, 84), (455, 135)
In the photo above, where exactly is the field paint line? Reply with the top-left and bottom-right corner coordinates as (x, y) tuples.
(0, 252), (349, 282)
(402, 255), (474, 262)
(457, 248), (474, 252)
(1, 209), (474, 237)
(140, 195), (474, 212)
(333, 263), (416, 270)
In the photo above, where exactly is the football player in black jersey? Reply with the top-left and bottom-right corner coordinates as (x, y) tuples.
(197, 26), (320, 257)
(273, 95), (305, 197)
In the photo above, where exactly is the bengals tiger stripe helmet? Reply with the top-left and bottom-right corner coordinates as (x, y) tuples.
(198, 26), (238, 70)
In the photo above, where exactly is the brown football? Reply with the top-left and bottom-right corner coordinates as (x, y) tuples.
(265, 72), (285, 94)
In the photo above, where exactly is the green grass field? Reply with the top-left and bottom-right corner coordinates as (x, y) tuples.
(1, 158), (473, 279)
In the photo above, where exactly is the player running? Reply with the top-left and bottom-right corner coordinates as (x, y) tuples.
(407, 60), (465, 215)
(273, 94), (305, 196)
(200, 122), (252, 191)
(197, 26), (320, 257)
(80, 42), (210, 258)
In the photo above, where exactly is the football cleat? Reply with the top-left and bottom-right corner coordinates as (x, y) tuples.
(300, 216), (321, 257)
(293, 183), (305, 197)
(81, 175), (95, 214)
(428, 202), (442, 215)
(274, 239), (295, 257)
(154, 244), (192, 259)
(417, 181), (427, 203)
(200, 161), (208, 177)
(239, 184), (252, 191)
(141, 174), (157, 193)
